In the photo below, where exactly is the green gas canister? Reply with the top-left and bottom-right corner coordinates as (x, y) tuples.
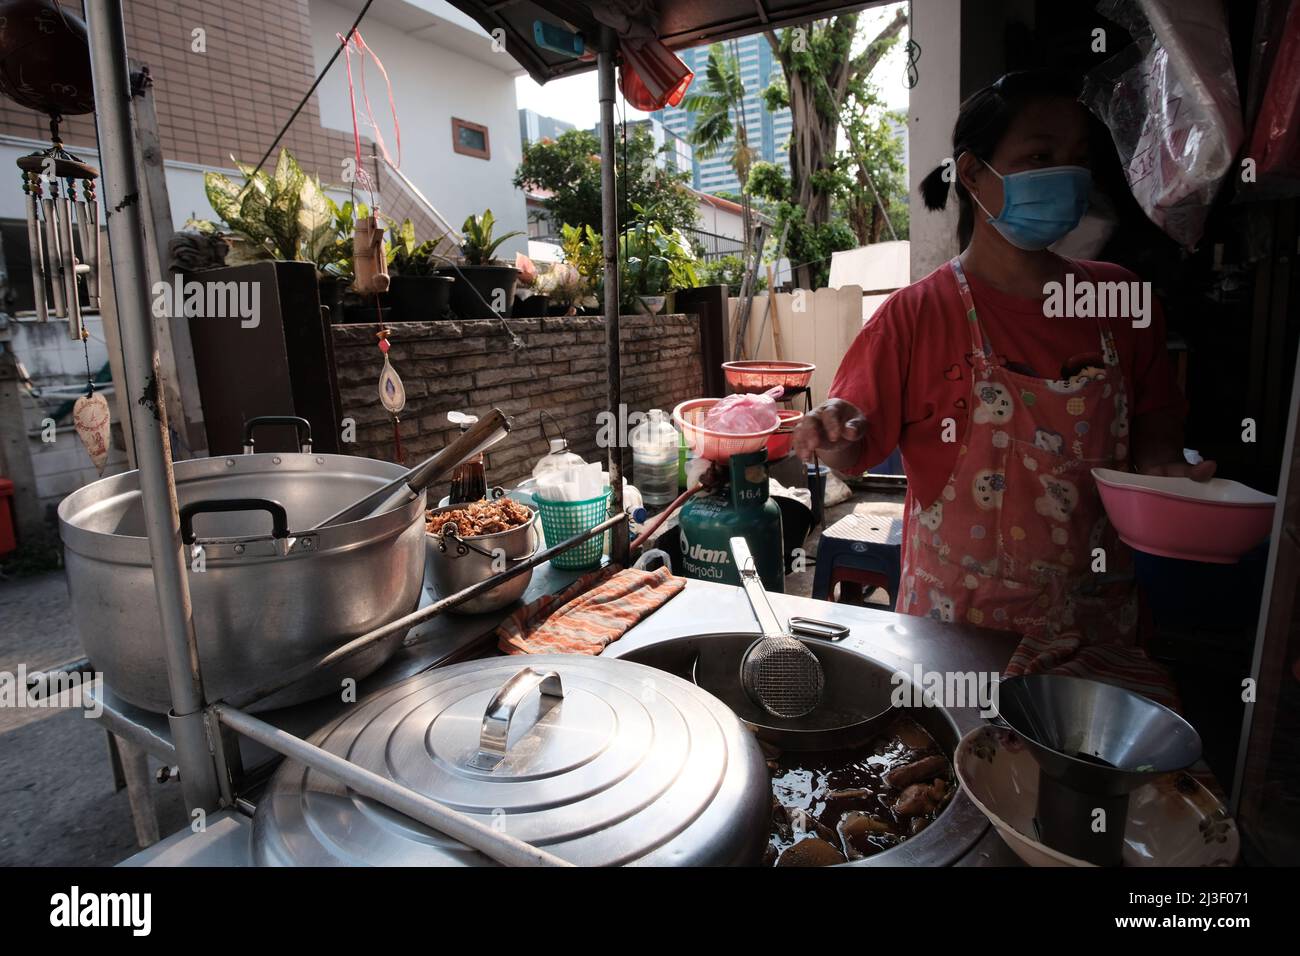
(678, 449), (784, 592)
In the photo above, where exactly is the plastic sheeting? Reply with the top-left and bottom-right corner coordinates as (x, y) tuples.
(1083, 0), (1244, 249)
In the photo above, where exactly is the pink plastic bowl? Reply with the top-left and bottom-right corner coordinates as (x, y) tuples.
(1092, 468), (1276, 564)
(673, 398), (779, 462)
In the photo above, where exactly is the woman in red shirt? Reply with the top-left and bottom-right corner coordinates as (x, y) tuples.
(792, 71), (1212, 707)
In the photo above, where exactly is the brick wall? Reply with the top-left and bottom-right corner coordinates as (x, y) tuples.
(8, 2), (349, 171)
(330, 315), (704, 488)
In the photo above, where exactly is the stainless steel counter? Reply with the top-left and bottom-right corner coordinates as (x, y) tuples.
(118, 573), (1025, 866)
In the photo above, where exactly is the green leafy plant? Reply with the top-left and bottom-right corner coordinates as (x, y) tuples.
(192, 148), (348, 276)
(560, 223), (603, 293)
(460, 209), (523, 266)
(617, 207), (699, 311)
(386, 218), (442, 276)
(697, 255), (766, 296)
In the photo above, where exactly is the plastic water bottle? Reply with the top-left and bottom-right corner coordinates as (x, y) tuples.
(631, 409), (679, 508)
(532, 438), (585, 479)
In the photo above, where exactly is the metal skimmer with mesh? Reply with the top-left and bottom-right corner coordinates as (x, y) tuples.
(741, 635), (825, 718)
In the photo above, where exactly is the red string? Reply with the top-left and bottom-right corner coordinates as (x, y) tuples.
(336, 29), (402, 195)
(353, 32), (401, 169)
(338, 31), (368, 195)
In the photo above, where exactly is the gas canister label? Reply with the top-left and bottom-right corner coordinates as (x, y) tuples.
(680, 529), (729, 579)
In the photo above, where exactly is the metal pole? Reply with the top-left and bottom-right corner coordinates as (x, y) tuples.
(598, 26), (628, 568)
(214, 705), (572, 867)
(83, 0), (221, 811)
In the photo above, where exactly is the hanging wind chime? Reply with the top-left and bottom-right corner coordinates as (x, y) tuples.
(0, 0), (109, 473)
(339, 28), (408, 462)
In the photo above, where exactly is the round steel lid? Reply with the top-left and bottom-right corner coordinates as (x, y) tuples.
(252, 655), (770, 866)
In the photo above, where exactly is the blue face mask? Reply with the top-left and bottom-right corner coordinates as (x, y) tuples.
(971, 160), (1092, 250)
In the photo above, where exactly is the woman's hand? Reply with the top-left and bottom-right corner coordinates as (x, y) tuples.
(793, 398), (868, 469)
(1132, 410), (1216, 482)
(1138, 459), (1217, 481)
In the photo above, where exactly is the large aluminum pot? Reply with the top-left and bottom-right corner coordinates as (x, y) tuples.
(58, 450), (426, 713)
(424, 501), (539, 614)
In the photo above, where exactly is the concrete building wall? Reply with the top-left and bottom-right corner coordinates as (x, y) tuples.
(907, 0), (962, 281)
(307, 0), (527, 255)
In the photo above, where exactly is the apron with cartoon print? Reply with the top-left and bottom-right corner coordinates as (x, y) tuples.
(898, 257), (1180, 710)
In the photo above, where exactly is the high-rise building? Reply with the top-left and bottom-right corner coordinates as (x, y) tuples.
(654, 35), (792, 195)
(518, 109), (576, 146)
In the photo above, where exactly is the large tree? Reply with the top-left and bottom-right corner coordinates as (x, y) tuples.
(682, 43), (757, 255)
(513, 126), (698, 236)
(764, 9), (908, 283)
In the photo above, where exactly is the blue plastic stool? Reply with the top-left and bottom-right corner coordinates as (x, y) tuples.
(812, 507), (904, 608)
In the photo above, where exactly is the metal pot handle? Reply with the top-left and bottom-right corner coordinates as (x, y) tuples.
(242, 415), (313, 454)
(180, 498), (291, 545)
(468, 667), (564, 771)
(436, 520), (538, 564)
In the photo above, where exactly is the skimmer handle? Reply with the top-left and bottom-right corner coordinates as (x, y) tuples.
(730, 536), (785, 640)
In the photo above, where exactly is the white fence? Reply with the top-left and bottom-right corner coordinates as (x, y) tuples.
(726, 285), (867, 404)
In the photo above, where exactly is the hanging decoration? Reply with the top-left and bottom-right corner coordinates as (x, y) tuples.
(376, 329), (407, 464)
(71, 326), (110, 474)
(339, 28), (408, 460)
(0, 0), (101, 337)
(352, 213), (389, 295)
(338, 28), (401, 296)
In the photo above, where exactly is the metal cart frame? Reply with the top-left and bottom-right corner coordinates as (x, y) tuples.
(83, 0), (632, 866)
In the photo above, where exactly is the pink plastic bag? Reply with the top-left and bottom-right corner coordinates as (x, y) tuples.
(703, 386), (782, 433)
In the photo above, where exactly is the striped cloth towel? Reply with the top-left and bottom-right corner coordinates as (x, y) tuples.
(497, 566), (685, 656)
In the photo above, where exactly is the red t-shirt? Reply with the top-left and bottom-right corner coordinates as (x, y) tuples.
(828, 258), (1187, 509)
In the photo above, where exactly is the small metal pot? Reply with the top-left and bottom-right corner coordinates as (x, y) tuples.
(425, 502), (539, 614)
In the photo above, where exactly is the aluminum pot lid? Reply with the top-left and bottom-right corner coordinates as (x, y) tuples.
(252, 654), (769, 866)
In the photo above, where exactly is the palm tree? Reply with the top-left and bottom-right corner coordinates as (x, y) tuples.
(683, 42), (756, 257)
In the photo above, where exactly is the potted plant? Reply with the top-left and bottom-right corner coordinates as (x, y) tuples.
(556, 223), (603, 315)
(387, 218), (454, 321)
(618, 211), (699, 315)
(438, 209), (524, 319)
(190, 148), (358, 322)
(534, 263), (587, 316)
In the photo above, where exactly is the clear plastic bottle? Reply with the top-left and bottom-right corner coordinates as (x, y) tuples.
(532, 437), (585, 479)
(630, 409), (680, 508)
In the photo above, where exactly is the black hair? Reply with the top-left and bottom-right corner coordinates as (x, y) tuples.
(919, 70), (1085, 248)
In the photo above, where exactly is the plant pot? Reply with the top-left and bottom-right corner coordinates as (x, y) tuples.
(318, 276), (345, 324)
(636, 295), (666, 315)
(388, 274), (453, 321)
(438, 264), (518, 319)
(512, 293), (549, 318)
(342, 297), (391, 325)
(547, 302), (578, 316)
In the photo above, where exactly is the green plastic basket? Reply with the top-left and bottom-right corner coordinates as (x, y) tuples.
(534, 487), (611, 570)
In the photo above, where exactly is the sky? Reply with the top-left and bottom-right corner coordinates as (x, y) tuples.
(514, 4), (911, 131)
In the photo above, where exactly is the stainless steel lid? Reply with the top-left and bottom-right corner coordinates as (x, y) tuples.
(252, 654), (770, 866)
